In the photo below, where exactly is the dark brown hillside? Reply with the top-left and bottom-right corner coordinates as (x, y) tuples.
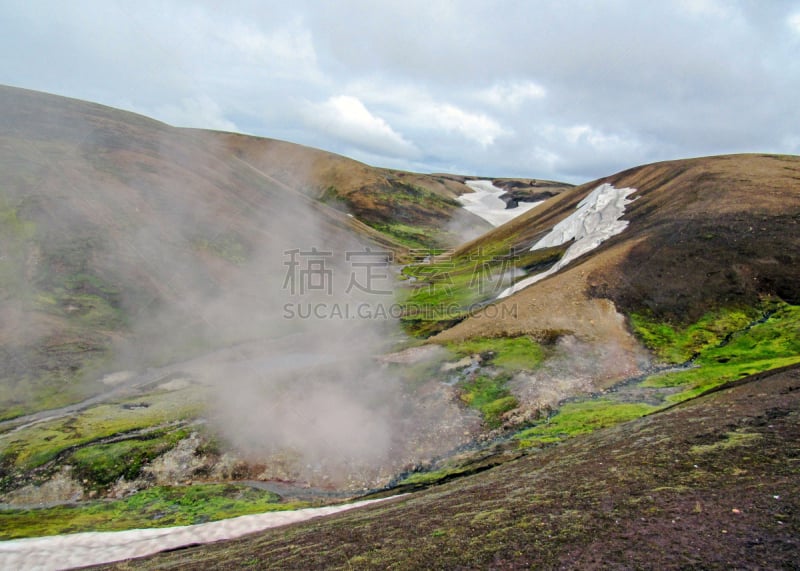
(594, 154), (800, 321)
(437, 154), (800, 345)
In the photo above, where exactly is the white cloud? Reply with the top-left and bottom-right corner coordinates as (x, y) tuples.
(303, 95), (419, 158)
(409, 102), (508, 148)
(788, 12), (800, 35)
(677, 0), (731, 18)
(343, 80), (507, 147)
(558, 124), (639, 152)
(421, 103), (507, 147)
(2, 1), (799, 183)
(223, 19), (320, 80)
(479, 81), (546, 107)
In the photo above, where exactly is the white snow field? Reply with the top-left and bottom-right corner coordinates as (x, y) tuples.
(0, 497), (398, 571)
(499, 183), (637, 298)
(458, 180), (543, 227)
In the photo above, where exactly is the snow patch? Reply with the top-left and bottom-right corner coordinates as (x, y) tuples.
(0, 496), (400, 571)
(458, 180), (542, 227)
(499, 183), (637, 298)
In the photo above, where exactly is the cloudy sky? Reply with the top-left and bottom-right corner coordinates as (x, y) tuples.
(2, 0), (799, 183)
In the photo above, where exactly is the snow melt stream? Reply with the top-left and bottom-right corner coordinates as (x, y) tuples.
(458, 180), (542, 227)
(499, 183), (637, 298)
(0, 497), (398, 571)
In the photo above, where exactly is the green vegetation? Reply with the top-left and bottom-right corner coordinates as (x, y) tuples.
(193, 233), (249, 264)
(386, 180), (461, 209)
(366, 221), (438, 249)
(0, 483), (307, 539)
(399, 466), (474, 486)
(689, 430), (762, 455)
(516, 400), (657, 447)
(399, 247), (515, 337)
(0, 389), (204, 470)
(69, 428), (189, 489)
(398, 243), (567, 338)
(448, 336), (545, 371)
(629, 305), (762, 363)
(0, 194), (36, 299)
(514, 301), (800, 449)
(639, 302), (800, 403)
(435, 336), (543, 428)
(460, 373), (518, 428)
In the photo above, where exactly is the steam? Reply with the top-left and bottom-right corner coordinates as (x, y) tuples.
(96, 131), (476, 490)
(0, 86), (476, 493)
(510, 334), (650, 418)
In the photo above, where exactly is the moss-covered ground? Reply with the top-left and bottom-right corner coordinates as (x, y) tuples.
(0, 483), (307, 539)
(515, 300), (800, 448)
(398, 246), (563, 338)
(441, 335), (544, 428)
(0, 388), (203, 472)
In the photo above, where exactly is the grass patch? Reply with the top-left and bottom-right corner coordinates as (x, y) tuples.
(641, 302), (800, 403)
(448, 336), (544, 371)
(398, 245), (528, 337)
(0, 483), (308, 539)
(399, 466), (472, 486)
(367, 222), (438, 250)
(0, 389), (204, 470)
(516, 400), (657, 448)
(461, 373), (518, 428)
(69, 428), (189, 489)
(629, 306), (761, 364)
(193, 233), (249, 264)
(690, 430), (762, 455)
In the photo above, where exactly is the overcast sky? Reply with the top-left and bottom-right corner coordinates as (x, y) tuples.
(2, 0), (799, 183)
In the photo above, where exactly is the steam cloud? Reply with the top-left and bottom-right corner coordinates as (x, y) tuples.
(0, 90), (475, 493)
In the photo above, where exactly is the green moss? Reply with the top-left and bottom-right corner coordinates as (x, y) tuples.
(630, 306), (760, 364)
(367, 222), (438, 249)
(399, 247), (525, 337)
(69, 428), (189, 488)
(516, 400), (657, 448)
(0, 194), (36, 299)
(2, 389), (204, 470)
(641, 302), (800, 402)
(193, 233), (249, 264)
(398, 468), (457, 485)
(461, 373), (518, 428)
(0, 483), (308, 539)
(448, 336), (545, 371)
(690, 430), (762, 455)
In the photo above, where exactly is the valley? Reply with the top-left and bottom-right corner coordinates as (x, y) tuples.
(0, 85), (798, 569)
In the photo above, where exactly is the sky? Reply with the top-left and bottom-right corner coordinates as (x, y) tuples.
(1, 0), (799, 183)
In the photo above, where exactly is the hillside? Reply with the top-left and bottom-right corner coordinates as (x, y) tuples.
(429, 154), (800, 343)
